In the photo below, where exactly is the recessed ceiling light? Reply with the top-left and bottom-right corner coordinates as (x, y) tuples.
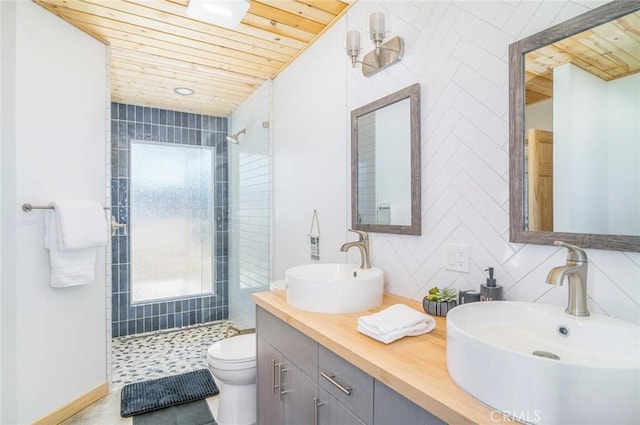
(186, 0), (250, 29)
(174, 87), (195, 96)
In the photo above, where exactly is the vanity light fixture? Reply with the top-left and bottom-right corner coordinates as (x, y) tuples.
(345, 12), (404, 77)
(174, 87), (195, 96)
(186, 0), (250, 29)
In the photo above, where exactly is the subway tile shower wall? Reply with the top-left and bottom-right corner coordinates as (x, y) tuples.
(110, 102), (229, 338)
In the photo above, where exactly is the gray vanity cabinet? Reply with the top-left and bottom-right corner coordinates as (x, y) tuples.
(257, 335), (318, 425)
(318, 345), (373, 424)
(318, 388), (366, 425)
(373, 381), (445, 425)
(256, 308), (318, 425)
(256, 306), (445, 425)
(282, 362), (317, 425)
(256, 336), (283, 425)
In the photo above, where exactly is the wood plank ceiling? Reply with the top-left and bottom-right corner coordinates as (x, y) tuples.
(35, 0), (355, 116)
(525, 11), (640, 105)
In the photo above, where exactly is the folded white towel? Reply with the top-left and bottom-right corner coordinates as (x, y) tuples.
(357, 321), (434, 344)
(356, 304), (436, 344)
(357, 304), (431, 334)
(45, 211), (98, 287)
(52, 200), (108, 250)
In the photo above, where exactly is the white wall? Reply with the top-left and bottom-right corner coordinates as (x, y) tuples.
(1, 3), (19, 420)
(554, 63), (608, 233)
(228, 81), (272, 328)
(272, 0), (640, 325)
(525, 99), (553, 132)
(375, 98), (411, 224)
(554, 63), (640, 235)
(0, 2), (9, 420)
(608, 74), (640, 235)
(272, 20), (350, 278)
(1, 1), (108, 423)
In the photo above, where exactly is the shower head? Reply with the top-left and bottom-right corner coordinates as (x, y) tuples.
(226, 128), (246, 144)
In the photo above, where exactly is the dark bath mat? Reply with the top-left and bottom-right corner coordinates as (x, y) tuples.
(133, 399), (217, 425)
(121, 369), (219, 417)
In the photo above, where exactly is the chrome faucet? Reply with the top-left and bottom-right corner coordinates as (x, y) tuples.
(340, 229), (371, 269)
(545, 241), (589, 317)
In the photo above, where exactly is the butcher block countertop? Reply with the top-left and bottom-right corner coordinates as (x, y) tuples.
(253, 290), (503, 425)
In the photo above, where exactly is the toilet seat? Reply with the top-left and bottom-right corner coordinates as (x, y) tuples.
(207, 333), (256, 370)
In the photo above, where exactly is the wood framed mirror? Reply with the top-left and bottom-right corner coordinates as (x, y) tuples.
(509, 1), (640, 252)
(351, 83), (421, 235)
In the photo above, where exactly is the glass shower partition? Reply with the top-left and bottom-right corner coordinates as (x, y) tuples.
(227, 81), (272, 329)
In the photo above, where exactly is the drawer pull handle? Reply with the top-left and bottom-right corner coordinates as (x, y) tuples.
(279, 368), (289, 401)
(272, 360), (282, 395)
(321, 371), (352, 396)
(313, 397), (326, 425)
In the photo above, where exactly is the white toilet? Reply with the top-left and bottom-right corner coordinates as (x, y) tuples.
(207, 332), (257, 425)
(206, 281), (285, 425)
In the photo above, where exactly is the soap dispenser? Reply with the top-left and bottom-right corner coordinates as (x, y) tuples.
(480, 267), (503, 301)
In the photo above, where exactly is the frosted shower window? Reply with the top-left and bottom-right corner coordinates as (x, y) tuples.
(131, 141), (214, 303)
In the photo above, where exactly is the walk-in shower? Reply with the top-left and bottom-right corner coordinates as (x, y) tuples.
(110, 79), (271, 337)
(110, 102), (229, 338)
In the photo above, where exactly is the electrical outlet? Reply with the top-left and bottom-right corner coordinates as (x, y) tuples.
(444, 244), (469, 272)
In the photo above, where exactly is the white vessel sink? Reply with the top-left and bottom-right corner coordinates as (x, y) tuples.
(286, 263), (383, 314)
(446, 301), (640, 425)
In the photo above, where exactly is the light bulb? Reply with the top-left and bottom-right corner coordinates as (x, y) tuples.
(369, 12), (386, 47)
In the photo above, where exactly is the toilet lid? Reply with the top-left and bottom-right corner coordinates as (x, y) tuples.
(207, 333), (256, 363)
(270, 280), (286, 291)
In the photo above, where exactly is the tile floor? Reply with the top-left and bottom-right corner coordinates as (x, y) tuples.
(61, 320), (232, 424)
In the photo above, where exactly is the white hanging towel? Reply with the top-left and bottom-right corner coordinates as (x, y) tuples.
(357, 304), (436, 344)
(52, 200), (108, 250)
(44, 201), (108, 288)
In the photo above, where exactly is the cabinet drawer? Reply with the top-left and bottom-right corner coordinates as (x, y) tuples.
(257, 306), (318, 381)
(318, 345), (373, 424)
(318, 387), (366, 425)
(374, 381), (445, 425)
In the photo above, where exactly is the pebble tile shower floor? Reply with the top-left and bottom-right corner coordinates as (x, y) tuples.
(61, 320), (232, 424)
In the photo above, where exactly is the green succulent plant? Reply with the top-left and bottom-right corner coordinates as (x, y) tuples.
(425, 287), (456, 302)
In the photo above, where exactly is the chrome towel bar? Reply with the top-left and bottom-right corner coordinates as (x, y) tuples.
(22, 203), (110, 212)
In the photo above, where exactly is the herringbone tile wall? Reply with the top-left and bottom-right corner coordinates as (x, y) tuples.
(345, 0), (640, 324)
